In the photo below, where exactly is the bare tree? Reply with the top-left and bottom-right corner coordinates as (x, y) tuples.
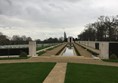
(78, 15), (118, 41)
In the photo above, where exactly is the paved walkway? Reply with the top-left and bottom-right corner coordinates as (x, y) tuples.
(43, 63), (67, 83)
(76, 42), (100, 54)
(73, 43), (92, 58)
(0, 42), (118, 67)
(0, 56), (118, 67)
(41, 43), (67, 56)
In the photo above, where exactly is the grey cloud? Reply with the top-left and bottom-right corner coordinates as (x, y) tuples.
(0, 0), (118, 39)
(64, 0), (81, 2)
(6, 0), (12, 5)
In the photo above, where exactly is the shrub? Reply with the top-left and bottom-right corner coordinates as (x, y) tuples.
(19, 51), (27, 57)
(110, 54), (118, 59)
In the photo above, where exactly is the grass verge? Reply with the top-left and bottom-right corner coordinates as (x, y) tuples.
(0, 57), (29, 60)
(47, 44), (62, 51)
(65, 63), (118, 83)
(47, 47), (55, 51)
(36, 45), (51, 51)
(0, 62), (55, 83)
(37, 51), (46, 56)
(103, 59), (118, 63)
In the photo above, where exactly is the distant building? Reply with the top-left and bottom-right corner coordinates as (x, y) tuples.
(67, 37), (74, 43)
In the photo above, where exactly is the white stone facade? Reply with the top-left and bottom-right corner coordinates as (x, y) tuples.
(29, 41), (37, 57)
(78, 41), (110, 59)
(67, 37), (74, 43)
(99, 42), (109, 59)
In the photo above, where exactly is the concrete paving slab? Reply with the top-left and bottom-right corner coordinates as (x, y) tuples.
(43, 63), (67, 83)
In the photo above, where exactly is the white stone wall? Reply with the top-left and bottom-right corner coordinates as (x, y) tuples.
(99, 42), (109, 59)
(78, 41), (110, 59)
(29, 41), (37, 57)
(79, 41), (95, 48)
(88, 41), (95, 48)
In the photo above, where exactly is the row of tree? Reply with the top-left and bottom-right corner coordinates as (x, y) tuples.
(0, 32), (64, 45)
(78, 15), (118, 41)
(36, 37), (63, 44)
(0, 32), (32, 45)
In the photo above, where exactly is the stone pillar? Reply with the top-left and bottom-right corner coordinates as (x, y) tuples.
(99, 42), (109, 59)
(29, 41), (37, 57)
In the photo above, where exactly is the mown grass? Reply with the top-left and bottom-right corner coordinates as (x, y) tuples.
(37, 51), (46, 56)
(0, 62), (55, 83)
(103, 59), (118, 63)
(47, 46), (58, 51)
(36, 45), (51, 51)
(65, 63), (118, 83)
(0, 57), (29, 60)
(37, 44), (61, 56)
(47, 47), (54, 50)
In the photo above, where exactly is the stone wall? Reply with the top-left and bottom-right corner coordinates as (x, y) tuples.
(0, 41), (37, 57)
(29, 41), (37, 57)
(78, 41), (110, 59)
(99, 42), (109, 59)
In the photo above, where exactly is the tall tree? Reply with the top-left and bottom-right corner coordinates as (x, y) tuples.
(78, 15), (118, 41)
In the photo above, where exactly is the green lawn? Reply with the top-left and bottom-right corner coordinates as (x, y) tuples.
(0, 62), (55, 83)
(37, 44), (60, 56)
(36, 45), (51, 51)
(47, 46), (57, 51)
(0, 57), (29, 60)
(65, 63), (118, 83)
(37, 51), (46, 56)
(103, 59), (118, 63)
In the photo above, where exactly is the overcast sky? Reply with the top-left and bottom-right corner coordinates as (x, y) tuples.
(0, 0), (118, 40)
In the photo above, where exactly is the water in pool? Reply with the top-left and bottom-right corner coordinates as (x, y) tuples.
(62, 46), (76, 56)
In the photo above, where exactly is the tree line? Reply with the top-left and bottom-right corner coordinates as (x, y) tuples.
(0, 32), (32, 45)
(35, 37), (63, 44)
(78, 15), (118, 41)
(0, 32), (63, 45)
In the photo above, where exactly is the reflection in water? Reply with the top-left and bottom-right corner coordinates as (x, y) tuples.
(62, 44), (76, 56)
